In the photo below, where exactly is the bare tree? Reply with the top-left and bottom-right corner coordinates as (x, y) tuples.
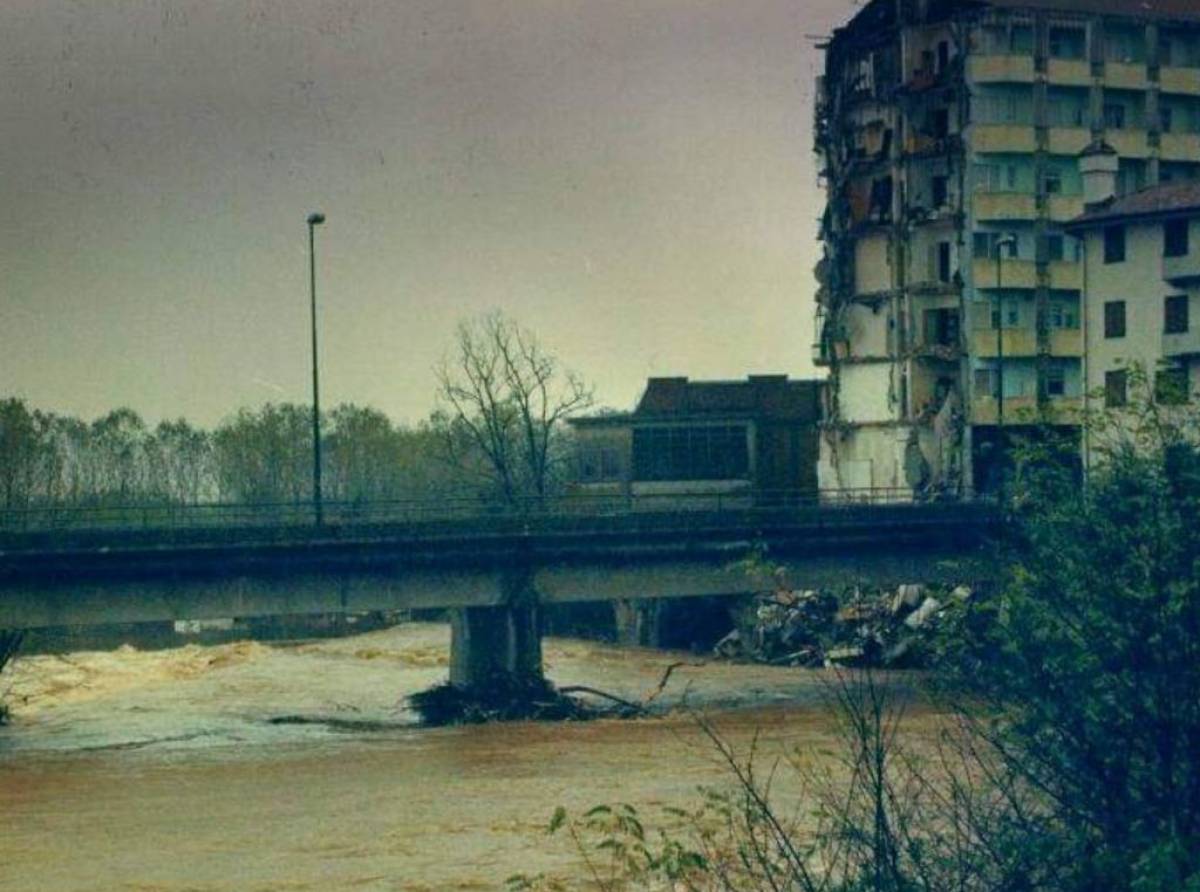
(434, 312), (593, 507)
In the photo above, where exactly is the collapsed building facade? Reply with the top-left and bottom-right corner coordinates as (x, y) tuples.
(814, 0), (1200, 496)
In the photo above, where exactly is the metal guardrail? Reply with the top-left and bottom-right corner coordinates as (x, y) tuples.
(0, 487), (964, 536)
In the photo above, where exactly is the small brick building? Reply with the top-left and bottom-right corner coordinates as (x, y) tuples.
(567, 375), (822, 503)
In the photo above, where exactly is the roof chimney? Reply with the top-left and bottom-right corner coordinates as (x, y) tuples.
(1080, 139), (1118, 212)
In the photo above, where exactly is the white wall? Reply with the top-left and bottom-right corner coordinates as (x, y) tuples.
(843, 302), (892, 358)
(839, 363), (897, 423)
(854, 232), (892, 294)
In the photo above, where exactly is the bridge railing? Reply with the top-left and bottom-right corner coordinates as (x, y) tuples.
(0, 486), (957, 536)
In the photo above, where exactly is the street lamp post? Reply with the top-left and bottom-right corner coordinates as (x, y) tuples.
(307, 212), (326, 527)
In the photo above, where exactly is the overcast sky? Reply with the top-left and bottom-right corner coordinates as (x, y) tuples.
(2, 0), (854, 427)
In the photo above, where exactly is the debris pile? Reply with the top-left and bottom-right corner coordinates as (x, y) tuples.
(713, 584), (971, 669)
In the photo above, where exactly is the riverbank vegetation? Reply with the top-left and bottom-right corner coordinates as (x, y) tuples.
(0, 312), (589, 514)
(514, 380), (1200, 891)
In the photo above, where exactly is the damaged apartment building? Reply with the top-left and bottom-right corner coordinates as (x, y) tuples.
(814, 0), (1200, 495)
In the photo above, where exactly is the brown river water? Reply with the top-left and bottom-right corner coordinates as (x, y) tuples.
(0, 623), (932, 891)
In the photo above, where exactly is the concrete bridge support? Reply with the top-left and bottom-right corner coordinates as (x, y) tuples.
(612, 599), (663, 648)
(447, 570), (542, 689)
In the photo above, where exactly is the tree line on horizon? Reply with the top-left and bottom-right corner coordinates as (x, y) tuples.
(0, 312), (595, 512)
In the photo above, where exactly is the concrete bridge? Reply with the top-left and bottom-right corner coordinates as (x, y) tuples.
(0, 493), (1001, 687)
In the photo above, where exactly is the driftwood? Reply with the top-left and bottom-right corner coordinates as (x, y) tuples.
(557, 685), (646, 713)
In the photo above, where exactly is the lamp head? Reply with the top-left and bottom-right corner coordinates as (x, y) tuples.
(307, 212), (326, 226)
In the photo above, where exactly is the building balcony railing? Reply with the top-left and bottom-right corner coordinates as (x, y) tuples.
(1106, 129), (1150, 159)
(968, 54), (1035, 84)
(973, 192), (1035, 221)
(973, 257), (1036, 289)
(1163, 328), (1200, 357)
(971, 327), (1038, 358)
(1047, 126), (1091, 156)
(1047, 194), (1084, 223)
(1160, 132), (1200, 163)
(971, 395), (1081, 425)
(1105, 62), (1149, 90)
(1163, 251), (1200, 285)
(971, 124), (1036, 154)
(1046, 58), (1090, 87)
(1049, 260), (1082, 290)
(1161, 66), (1200, 96)
(1048, 327), (1083, 357)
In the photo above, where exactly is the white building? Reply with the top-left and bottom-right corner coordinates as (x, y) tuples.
(1067, 143), (1200, 467)
(815, 0), (1200, 497)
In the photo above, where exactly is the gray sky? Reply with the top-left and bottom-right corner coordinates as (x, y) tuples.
(3, 0), (852, 427)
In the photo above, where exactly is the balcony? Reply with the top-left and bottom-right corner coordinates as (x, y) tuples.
(971, 124), (1036, 153)
(1104, 62), (1148, 90)
(1047, 194), (1084, 223)
(973, 257), (1036, 289)
(904, 132), (959, 157)
(971, 327), (1038, 357)
(1106, 129), (1150, 159)
(971, 395), (1081, 425)
(1163, 328), (1200, 357)
(1049, 261), (1082, 290)
(1160, 66), (1200, 96)
(1047, 127), (1091, 156)
(968, 54), (1034, 84)
(1160, 132), (1200, 163)
(1163, 250), (1200, 284)
(971, 395), (1036, 424)
(1048, 328), (1083, 356)
(1046, 58), (1090, 86)
(974, 192), (1035, 221)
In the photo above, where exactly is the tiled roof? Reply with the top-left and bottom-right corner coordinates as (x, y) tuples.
(981, 0), (1200, 22)
(1069, 181), (1200, 228)
(632, 376), (821, 421)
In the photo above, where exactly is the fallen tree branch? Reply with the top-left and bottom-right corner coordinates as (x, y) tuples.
(644, 660), (706, 705)
(558, 685), (647, 713)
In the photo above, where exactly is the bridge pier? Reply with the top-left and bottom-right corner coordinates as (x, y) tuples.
(613, 599), (663, 648)
(448, 570), (542, 689)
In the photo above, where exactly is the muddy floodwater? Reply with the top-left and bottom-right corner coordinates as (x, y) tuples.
(0, 623), (927, 891)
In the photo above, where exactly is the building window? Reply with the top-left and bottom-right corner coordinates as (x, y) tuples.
(1161, 106), (1174, 134)
(1105, 369), (1127, 408)
(1103, 103), (1126, 130)
(1104, 300), (1126, 338)
(932, 175), (949, 208)
(1104, 226), (1126, 263)
(1046, 234), (1064, 262)
(923, 307), (960, 347)
(1046, 365), (1066, 397)
(1155, 366), (1189, 405)
(632, 425), (749, 482)
(974, 368), (997, 398)
(1044, 170), (1063, 195)
(973, 233), (990, 259)
(1165, 219), (1190, 258)
(937, 241), (952, 282)
(1049, 26), (1085, 60)
(974, 163), (1020, 193)
(1165, 294), (1190, 334)
(578, 447), (623, 482)
(1105, 26), (1146, 65)
(931, 108), (950, 138)
(1117, 160), (1147, 197)
(1049, 302), (1079, 329)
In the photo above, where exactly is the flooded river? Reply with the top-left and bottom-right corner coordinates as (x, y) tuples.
(0, 623), (925, 890)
